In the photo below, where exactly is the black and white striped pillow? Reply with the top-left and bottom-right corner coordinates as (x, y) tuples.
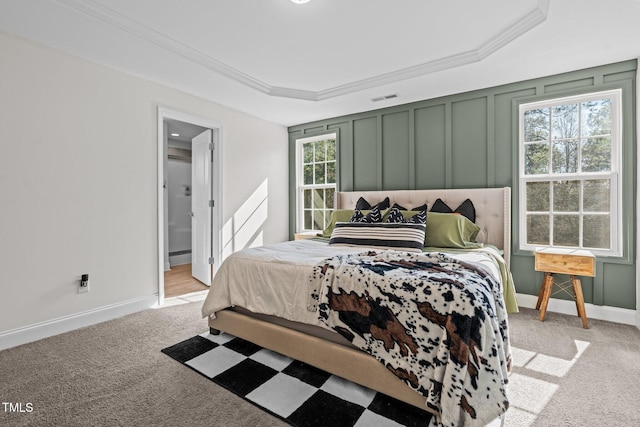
(329, 222), (426, 252)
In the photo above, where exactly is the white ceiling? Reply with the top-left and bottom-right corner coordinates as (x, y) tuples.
(1, 0), (639, 126)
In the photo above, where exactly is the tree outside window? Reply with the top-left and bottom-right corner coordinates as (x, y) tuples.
(297, 134), (337, 232)
(519, 90), (621, 256)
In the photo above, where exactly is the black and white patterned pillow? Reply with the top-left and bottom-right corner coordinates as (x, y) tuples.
(409, 210), (427, 224)
(349, 205), (383, 223)
(329, 222), (426, 252)
(385, 207), (406, 223)
(385, 207), (426, 225)
(349, 209), (365, 222)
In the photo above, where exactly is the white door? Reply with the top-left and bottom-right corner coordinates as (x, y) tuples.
(191, 129), (212, 285)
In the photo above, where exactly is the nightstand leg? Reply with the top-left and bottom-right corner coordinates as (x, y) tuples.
(570, 275), (589, 329)
(535, 274), (546, 310)
(538, 272), (554, 322)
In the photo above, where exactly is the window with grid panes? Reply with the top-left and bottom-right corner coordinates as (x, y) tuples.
(518, 89), (622, 256)
(296, 134), (337, 233)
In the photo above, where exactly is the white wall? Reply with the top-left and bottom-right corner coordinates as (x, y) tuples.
(0, 31), (288, 344)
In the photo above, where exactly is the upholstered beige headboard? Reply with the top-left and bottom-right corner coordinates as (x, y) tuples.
(336, 188), (511, 266)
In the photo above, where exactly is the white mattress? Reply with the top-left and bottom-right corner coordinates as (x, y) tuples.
(201, 239), (505, 329)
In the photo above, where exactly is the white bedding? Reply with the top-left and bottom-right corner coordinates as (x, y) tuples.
(201, 239), (507, 328)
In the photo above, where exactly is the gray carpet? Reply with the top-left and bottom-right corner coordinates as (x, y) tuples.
(1, 301), (639, 427)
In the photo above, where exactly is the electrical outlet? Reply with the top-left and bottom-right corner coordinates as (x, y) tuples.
(79, 274), (89, 293)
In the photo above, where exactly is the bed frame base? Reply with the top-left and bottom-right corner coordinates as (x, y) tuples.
(205, 188), (512, 423)
(208, 309), (432, 414)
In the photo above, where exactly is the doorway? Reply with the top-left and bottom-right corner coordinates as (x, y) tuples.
(157, 107), (222, 304)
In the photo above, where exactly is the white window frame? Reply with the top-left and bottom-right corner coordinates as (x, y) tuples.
(295, 133), (337, 233)
(518, 89), (623, 257)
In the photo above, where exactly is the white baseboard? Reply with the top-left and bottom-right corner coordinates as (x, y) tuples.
(0, 295), (158, 351)
(516, 293), (638, 328)
(169, 254), (192, 266)
(2, 292), (635, 352)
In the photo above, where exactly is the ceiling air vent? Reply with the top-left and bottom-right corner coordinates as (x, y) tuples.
(371, 94), (399, 102)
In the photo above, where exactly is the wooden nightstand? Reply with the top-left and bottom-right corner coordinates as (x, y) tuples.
(534, 248), (595, 329)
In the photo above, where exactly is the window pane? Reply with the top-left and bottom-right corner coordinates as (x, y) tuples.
(326, 187), (335, 209)
(524, 108), (549, 142)
(313, 188), (324, 209)
(553, 215), (579, 246)
(304, 210), (312, 230)
(526, 181), (550, 211)
(324, 210), (332, 229)
(303, 164), (313, 185)
(583, 179), (610, 212)
(313, 210), (324, 230)
(581, 99), (611, 136)
(552, 104), (579, 139)
(527, 215), (550, 245)
(553, 180), (580, 212)
(314, 163), (325, 184)
(552, 139), (578, 173)
(310, 189), (317, 209)
(314, 141), (325, 162)
(326, 139), (336, 161)
(581, 137), (611, 172)
(583, 215), (610, 249)
(525, 142), (549, 175)
(303, 189), (312, 209)
(303, 143), (313, 163)
(326, 161), (336, 184)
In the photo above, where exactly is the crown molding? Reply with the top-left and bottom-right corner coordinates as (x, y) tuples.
(56, 0), (549, 102)
(269, 86), (318, 101)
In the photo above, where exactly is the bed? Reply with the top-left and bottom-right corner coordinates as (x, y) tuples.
(202, 187), (515, 427)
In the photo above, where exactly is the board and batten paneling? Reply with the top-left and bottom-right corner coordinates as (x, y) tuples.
(414, 104), (446, 188)
(382, 111), (410, 190)
(451, 97), (488, 188)
(353, 117), (378, 191)
(288, 60), (637, 310)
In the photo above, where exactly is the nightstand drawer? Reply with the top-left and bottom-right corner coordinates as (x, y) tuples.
(534, 250), (595, 277)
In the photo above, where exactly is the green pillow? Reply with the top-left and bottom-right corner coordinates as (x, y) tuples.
(425, 212), (482, 248)
(321, 209), (388, 238)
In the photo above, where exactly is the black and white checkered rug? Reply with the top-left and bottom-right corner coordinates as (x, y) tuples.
(162, 332), (432, 427)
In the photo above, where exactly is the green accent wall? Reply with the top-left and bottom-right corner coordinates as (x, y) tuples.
(289, 60), (637, 310)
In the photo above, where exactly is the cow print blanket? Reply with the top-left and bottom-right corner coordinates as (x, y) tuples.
(308, 250), (510, 427)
